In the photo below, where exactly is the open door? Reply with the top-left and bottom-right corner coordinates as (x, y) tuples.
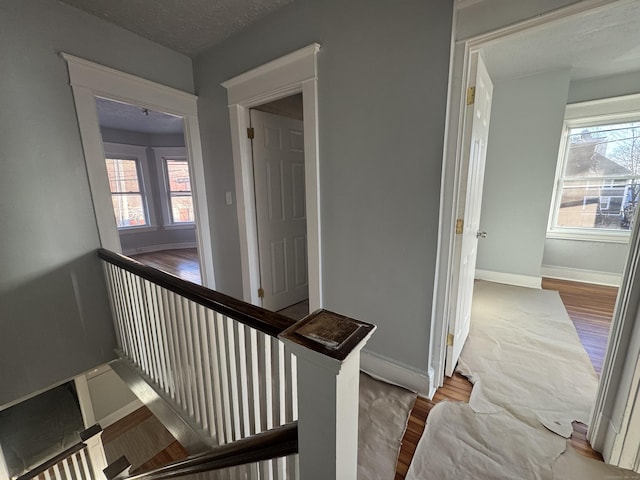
(250, 109), (308, 311)
(445, 52), (494, 377)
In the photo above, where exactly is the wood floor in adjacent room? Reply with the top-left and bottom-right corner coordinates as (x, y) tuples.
(394, 278), (617, 480)
(130, 248), (201, 285)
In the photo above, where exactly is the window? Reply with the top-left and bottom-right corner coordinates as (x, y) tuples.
(549, 121), (640, 240)
(105, 158), (148, 228)
(165, 159), (194, 223)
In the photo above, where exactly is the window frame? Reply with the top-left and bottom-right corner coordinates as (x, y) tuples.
(547, 96), (640, 244)
(153, 147), (195, 228)
(103, 143), (156, 233)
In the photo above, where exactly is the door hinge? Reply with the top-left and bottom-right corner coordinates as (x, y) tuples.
(447, 333), (454, 347)
(247, 127), (255, 139)
(466, 86), (476, 105)
(455, 218), (464, 235)
(258, 287), (264, 299)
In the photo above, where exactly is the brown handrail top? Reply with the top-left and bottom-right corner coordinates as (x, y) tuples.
(123, 422), (298, 480)
(16, 425), (102, 480)
(97, 248), (296, 338)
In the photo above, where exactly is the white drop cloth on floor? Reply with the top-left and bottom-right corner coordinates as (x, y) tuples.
(458, 281), (599, 436)
(358, 372), (416, 480)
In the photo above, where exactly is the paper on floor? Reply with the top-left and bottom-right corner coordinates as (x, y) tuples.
(358, 372), (417, 480)
(406, 401), (567, 480)
(458, 281), (599, 436)
(552, 446), (640, 479)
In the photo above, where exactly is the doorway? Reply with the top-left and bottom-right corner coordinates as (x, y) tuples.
(221, 43), (322, 312)
(95, 98), (202, 284)
(250, 95), (309, 318)
(63, 53), (216, 288)
(433, 0), (640, 466)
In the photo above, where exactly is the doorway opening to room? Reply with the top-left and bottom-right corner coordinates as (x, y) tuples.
(96, 98), (202, 285)
(249, 94), (309, 321)
(432, 0), (640, 465)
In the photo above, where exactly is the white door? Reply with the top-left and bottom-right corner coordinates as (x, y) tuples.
(445, 53), (494, 376)
(250, 109), (308, 311)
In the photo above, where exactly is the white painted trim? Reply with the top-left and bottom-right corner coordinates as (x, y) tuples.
(73, 374), (96, 428)
(360, 350), (433, 398)
(541, 265), (622, 287)
(474, 269), (542, 289)
(122, 242), (198, 256)
(97, 399), (144, 429)
(434, 0), (640, 466)
(222, 44), (322, 311)
(431, 0), (622, 392)
(62, 53), (216, 288)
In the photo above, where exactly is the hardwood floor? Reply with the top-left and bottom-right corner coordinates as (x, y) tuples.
(394, 279), (616, 479)
(277, 299), (310, 321)
(102, 406), (189, 475)
(130, 248), (201, 285)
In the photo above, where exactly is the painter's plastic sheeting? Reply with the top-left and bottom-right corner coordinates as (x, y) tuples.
(552, 446), (640, 479)
(457, 281), (599, 437)
(406, 401), (567, 480)
(358, 372), (417, 480)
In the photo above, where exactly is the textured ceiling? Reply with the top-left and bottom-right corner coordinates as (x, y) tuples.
(483, 0), (640, 82)
(96, 97), (184, 135)
(56, 0), (294, 56)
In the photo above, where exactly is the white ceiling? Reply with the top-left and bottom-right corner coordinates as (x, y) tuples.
(480, 0), (640, 82)
(56, 0), (294, 57)
(95, 97), (184, 135)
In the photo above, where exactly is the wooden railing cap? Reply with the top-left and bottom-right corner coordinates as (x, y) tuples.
(279, 309), (376, 362)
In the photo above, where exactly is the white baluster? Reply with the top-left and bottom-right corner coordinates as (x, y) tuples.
(236, 324), (251, 437)
(169, 292), (188, 410)
(70, 452), (83, 480)
(215, 312), (232, 444)
(78, 448), (92, 480)
(225, 316), (241, 440)
(248, 328), (262, 435)
(206, 309), (225, 442)
(190, 301), (206, 429)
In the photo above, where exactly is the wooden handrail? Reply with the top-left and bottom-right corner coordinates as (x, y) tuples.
(118, 422), (298, 480)
(16, 425), (102, 480)
(97, 248), (296, 337)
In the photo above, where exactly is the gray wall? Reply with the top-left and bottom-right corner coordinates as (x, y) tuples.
(194, 0), (453, 372)
(476, 70), (571, 277)
(100, 128), (197, 254)
(0, 0), (193, 407)
(87, 367), (139, 422)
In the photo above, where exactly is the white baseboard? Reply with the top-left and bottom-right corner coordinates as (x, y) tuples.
(360, 350), (432, 397)
(541, 265), (621, 287)
(97, 399), (144, 429)
(122, 242), (197, 256)
(475, 269), (542, 289)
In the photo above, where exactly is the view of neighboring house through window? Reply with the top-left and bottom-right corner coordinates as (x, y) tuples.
(550, 121), (640, 236)
(105, 158), (148, 228)
(165, 159), (194, 223)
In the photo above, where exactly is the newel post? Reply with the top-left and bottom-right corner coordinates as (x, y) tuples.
(279, 310), (376, 480)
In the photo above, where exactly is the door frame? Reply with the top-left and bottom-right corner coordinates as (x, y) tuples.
(62, 53), (216, 288)
(222, 44), (322, 312)
(431, 0), (638, 458)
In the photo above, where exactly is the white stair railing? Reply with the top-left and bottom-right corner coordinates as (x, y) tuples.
(99, 250), (299, 478)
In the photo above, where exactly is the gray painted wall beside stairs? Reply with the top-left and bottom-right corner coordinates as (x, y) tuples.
(0, 0), (194, 407)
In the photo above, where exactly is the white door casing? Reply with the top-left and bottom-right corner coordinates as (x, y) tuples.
(250, 110), (308, 311)
(222, 44), (322, 312)
(445, 53), (493, 377)
(61, 53), (216, 288)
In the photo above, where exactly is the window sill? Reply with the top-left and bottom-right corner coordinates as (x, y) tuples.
(546, 229), (630, 244)
(163, 223), (196, 230)
(118, 225), (158, 234)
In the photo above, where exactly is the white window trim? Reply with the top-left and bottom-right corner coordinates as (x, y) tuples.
(546, 95), (640, 244)
(152, 147), (195, 228)
(62, 53), (216, 288)
(103, 142), (157, 232)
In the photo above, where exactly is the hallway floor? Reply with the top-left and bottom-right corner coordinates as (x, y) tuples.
(130, 248), (201, 285)
(394, 278), (615, 479)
